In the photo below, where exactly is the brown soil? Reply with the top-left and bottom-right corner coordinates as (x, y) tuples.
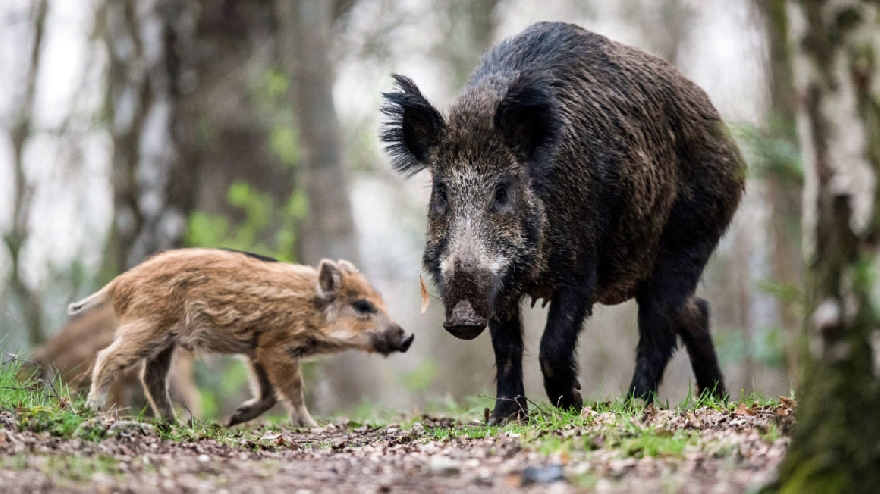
(0, 402), (792, 493)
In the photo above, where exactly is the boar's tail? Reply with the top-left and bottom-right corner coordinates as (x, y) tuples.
(67, 282), (114, 316)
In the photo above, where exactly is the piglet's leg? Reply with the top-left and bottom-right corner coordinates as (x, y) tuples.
(87, 322), (153, 411)
(141, 345), (176, 421)
(262, 354), (317, 429)
(228, 360), (277, 427)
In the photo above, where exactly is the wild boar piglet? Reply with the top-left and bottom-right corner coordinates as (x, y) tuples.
(70, 248), (414, 428)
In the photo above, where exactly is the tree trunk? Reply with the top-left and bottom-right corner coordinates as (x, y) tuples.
(440, 0), (501, 86)
(3, 0), (48, 347)
(101, 0), (197, 272)
(755, 0), (803, 384)
(182, 0), (292, 221)
(274, 0), (362, 412)
(277, 0), (359, 266)
(777, 1), (880, 491)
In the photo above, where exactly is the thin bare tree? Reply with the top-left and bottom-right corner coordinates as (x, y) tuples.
(3, 0), (48, 346)
(100, 0), (198, 273)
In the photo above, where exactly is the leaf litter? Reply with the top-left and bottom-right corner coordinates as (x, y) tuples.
(0, 398), (795, 493)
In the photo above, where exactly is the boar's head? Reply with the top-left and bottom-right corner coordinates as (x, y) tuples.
(316, 259), (414, 355)
(382, 74), (557, 340)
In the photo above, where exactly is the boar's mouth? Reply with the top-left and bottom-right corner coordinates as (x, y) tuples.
(443, 300), (488, 340)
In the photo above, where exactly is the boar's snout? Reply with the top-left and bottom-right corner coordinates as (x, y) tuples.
(441, 265), (491, 340)
(443, 300), (488, 340)
(372, 325), (415, 355)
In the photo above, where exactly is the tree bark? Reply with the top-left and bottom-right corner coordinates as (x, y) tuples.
(755, 0), (803, 383)
(277, 0), (360, 266)
(181, 0), (292, 221)
(101, 0), (197, 272)
(777, 1), (880, 491)
(4, 0), (48, 347)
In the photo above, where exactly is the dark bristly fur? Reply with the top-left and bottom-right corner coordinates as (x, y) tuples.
(381, 22), (745, 422)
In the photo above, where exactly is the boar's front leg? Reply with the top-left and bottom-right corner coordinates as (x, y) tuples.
(488, 309), (527, 424)
(539, 280), (594, 411)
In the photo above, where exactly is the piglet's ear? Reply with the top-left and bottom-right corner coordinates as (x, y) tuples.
(336, 259), (358, 274)
(318, 259), (343, 297)
(381, 74), (445, 177)
(494, 75), (560, 162)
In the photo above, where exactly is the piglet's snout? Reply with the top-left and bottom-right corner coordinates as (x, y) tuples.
(372, 325), (415, 355)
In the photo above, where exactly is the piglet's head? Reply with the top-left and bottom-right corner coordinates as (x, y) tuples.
(316, 259), (414, 355)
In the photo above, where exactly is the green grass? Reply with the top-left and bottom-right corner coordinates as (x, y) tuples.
(409, 389), (792, 461)
(3, 352), (791, 465)
(0, 355), (91, 437)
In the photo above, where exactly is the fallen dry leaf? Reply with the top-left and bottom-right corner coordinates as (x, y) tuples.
(778, 396), (796, 408)
(420, 276), (430, 314)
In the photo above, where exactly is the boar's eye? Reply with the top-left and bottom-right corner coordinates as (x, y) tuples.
(492, 183), (510, 210)
(352, 300), (376, 315)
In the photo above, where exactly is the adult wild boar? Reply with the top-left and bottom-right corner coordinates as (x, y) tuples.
(382, 22), (745, 422)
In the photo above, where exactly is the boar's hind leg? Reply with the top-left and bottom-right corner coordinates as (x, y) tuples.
(141, 344), (176, 421)
(540, 285), (593, 412)
(488, 310), (527, 424)
(678, 297), (727, 399)
(629, 245), (726, 401)
(228, 360), (277, 427)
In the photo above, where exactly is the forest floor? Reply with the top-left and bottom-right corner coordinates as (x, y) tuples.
(1, 362), (793, 493)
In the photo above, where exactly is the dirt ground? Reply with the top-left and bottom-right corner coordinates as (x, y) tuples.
(0, 402), (792, 493)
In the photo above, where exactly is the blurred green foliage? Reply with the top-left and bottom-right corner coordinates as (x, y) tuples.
(732, 118), (802, 183)
(185, 181), (306, 262)
(402, 360), (437, 392)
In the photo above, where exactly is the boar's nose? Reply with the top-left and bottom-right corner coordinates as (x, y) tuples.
(443, 300), (488, 340)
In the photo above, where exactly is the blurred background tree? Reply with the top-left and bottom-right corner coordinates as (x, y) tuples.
(0, 0), (852, 423)
(776, 0), (880, 491)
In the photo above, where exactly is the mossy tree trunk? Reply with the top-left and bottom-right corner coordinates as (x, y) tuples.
(777, 1), (880, 491)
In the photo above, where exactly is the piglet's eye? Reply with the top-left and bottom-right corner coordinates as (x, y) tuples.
(352, 300), (376, 315)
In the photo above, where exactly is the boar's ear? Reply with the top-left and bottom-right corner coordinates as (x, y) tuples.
(494, 75), (560, 163)
(381, 75), (445, 177)
(317, 259), (343, 298)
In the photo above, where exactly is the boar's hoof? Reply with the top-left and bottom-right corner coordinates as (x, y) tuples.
(443, 300), (488, 340)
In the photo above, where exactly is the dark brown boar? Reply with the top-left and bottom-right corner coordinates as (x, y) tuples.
(382, 22), (745, 422)
(69, 248), (413, 427)
(29, 305), (201, 418)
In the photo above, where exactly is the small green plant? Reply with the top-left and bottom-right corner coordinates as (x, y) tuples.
(0, 355), (91, 438)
